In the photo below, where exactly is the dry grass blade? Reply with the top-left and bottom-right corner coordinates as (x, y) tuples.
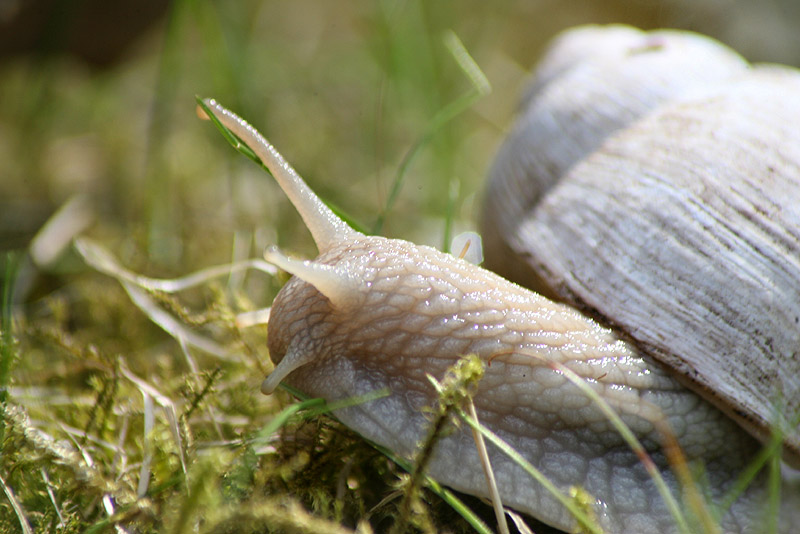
(75, 236), (275, 357)
(0, 473), (34, 534)
(504, 508), (534, 534)
(235, 307), (271, 328)
(453, 397), (604, 534)
(467, 400), (509, 534)
(176, 333), (201, 375)
(453, 231), (483, 265)
(75, 237), (276, 292)
(40, 468), (66, 528)
(119, 363), (187, 477)
(139, 392), (155, 497)
(653, 417), (720, 533)
(29, 194), (94, 268)
(121, 280), (232, 360)
(75, 237), (245, 359)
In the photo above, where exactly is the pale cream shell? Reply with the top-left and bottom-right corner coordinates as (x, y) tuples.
(482, 25), (749, 287)
(484, 26), (800, 462)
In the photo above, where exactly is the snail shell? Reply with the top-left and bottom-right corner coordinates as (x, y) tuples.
(482, 25), (750, 286)
(483, 24), (800, 466)
(201, 25), (800, 534)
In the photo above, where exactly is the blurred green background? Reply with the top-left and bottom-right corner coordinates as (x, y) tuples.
(2, 1), (800, 533)
(4, 0), (800, 277)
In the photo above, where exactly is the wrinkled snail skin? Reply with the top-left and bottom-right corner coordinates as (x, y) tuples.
(201, 25), (800, 534)
(265, 235), (779, 534)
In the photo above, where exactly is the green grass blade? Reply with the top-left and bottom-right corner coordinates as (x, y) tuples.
(766, 451), (781, 534)
(542, 359), (694, 534)
(373, 439), (494, 534)
(453, 404), (604, 534)
(719, 428), (784, 513)
(443, 31), (491, 96)
(197, 96), (260, 163)
(253, 397), (327, 445)
(252, 385), (390, 447)
(372, 31), (491, 236)
(720, 407), (798, 521)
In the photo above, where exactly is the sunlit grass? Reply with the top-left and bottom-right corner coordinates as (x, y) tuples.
(3, 1), (799, 533)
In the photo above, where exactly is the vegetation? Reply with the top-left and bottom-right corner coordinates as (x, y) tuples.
(1, 2), (798, 533)
(0, 3), (544, 532)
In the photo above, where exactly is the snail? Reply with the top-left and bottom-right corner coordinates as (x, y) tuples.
(200, 24), (800, 534)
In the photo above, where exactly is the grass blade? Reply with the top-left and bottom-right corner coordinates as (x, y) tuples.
(372, 31), (491, 235)
(75, 237), (276, 293)
(536, 357), (694, 534)
(0, 473), (34, 534)
(454, 403), (604, 534)
(467, 400), (509, 534)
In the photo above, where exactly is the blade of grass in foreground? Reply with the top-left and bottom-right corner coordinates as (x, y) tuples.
(467, 399), (510, 534)
(370, 439), (494, 534)
(252, 384), (390, 445)
(718, 410), (798, 523)
(452, 404), (603, 534)
(488, 345), (727, 532)
(765, 450), (781, 534)
(0, 473), (34, 534)
(534, 356), (695, 534)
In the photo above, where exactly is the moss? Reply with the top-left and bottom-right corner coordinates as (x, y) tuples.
(5, 2), (793, 533)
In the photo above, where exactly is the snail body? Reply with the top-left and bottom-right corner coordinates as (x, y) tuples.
(202, 25), (800, 534)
